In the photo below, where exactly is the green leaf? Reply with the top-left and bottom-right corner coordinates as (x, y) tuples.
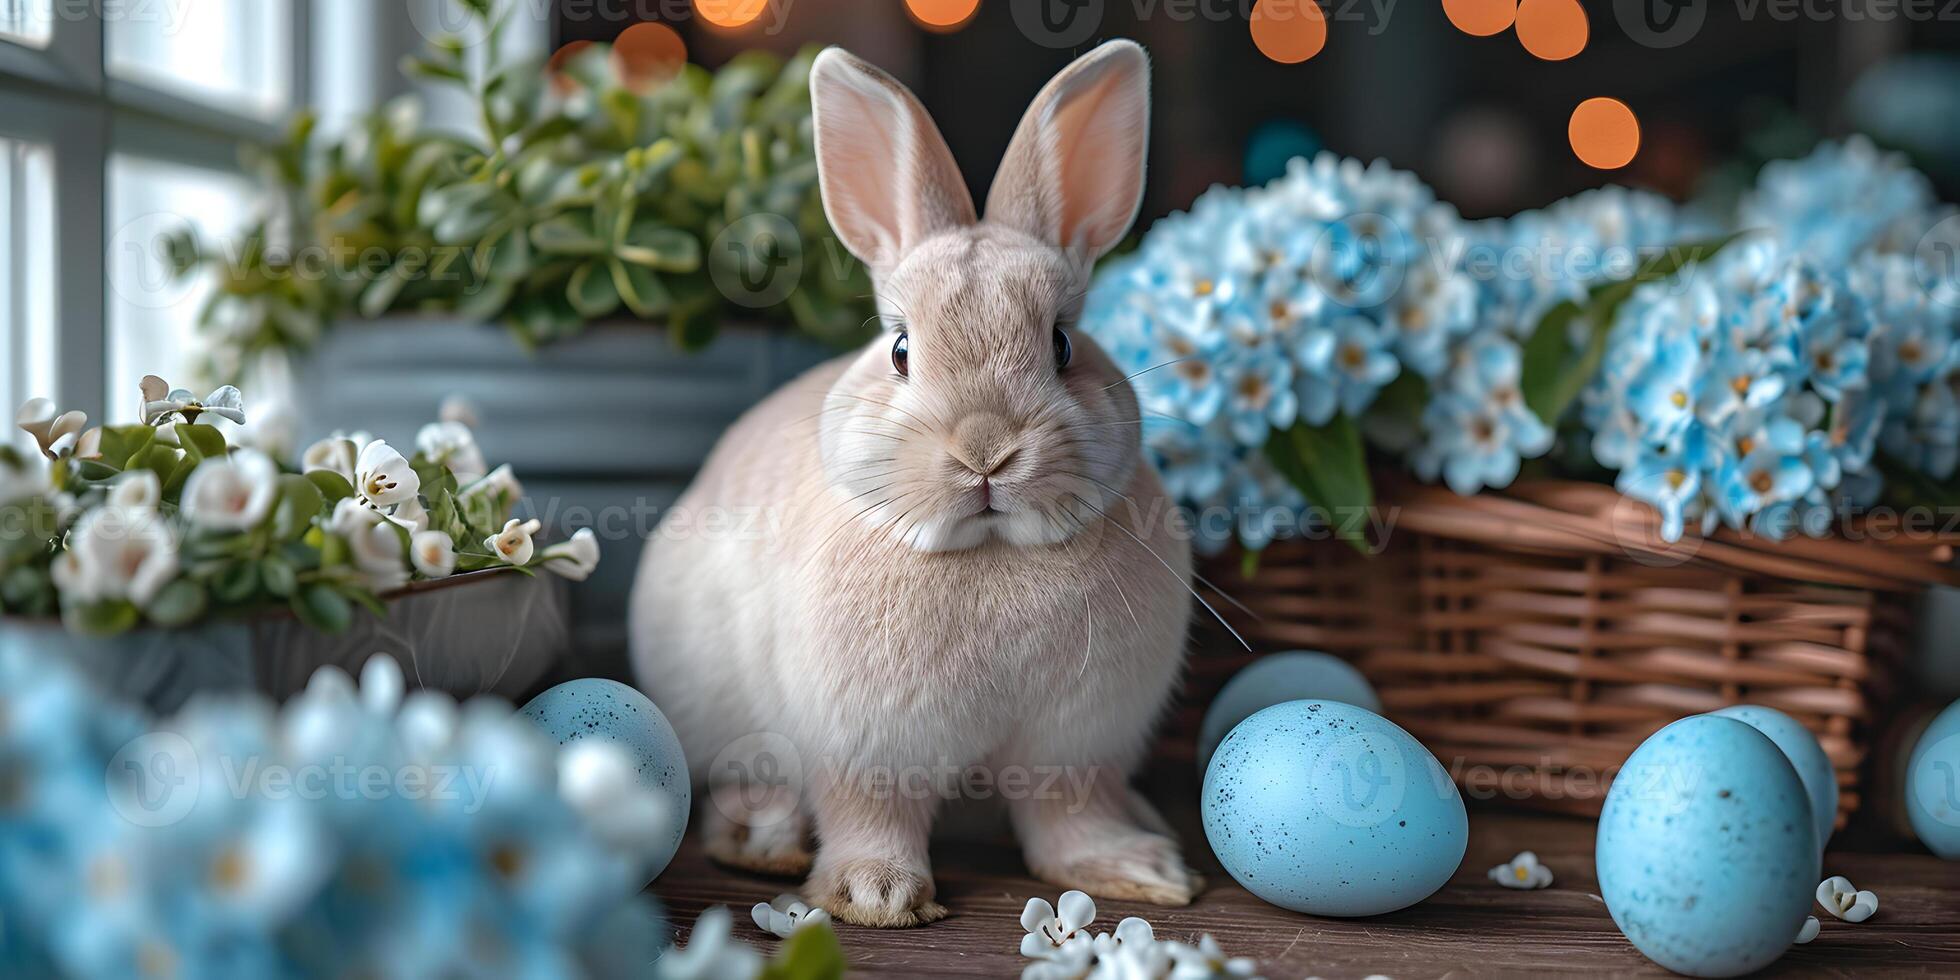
(1520, 235), (1738, 426)
(1264, 415), (1375, 553)
(307, 470), (357, 505)
(614, 222), (701, 272)
(292, 583), (352, 633)
(343, 586), (389, 620)
(612, 259), (672, 318)
(66, 600), (140, 636)
(567, 259), (623, 318)
(529, 214), (608, 256)
(211, 560), (260, 603)
(273, 474), (325, 540)
(359, 251), (428, 318)
(260, 555), (299, 597)
(669, 308), (716, 350)
(146, 579), (208, 627)
(97, 425), (157, 470)
(761, 923), (846, 980)
(175, 422), (228, 462)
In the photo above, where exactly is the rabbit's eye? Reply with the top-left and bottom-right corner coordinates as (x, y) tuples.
(1053, 326), (1073, 371)
(892, 331), (910, 377)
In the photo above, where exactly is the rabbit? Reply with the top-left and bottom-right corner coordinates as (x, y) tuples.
(628, 39), (1199, 928)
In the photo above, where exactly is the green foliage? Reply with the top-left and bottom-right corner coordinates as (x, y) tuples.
(760, 924), (847, 980)
(1264, 414), (1376, 553)
(175, 9), (872, 381)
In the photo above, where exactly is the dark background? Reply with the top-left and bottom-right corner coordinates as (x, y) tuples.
(557, 0), (1960, 221)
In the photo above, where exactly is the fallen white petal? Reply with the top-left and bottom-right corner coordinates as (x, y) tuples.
(1796, 915), (1820, 944)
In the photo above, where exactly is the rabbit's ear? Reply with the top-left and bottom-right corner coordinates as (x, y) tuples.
(985, 40), (1150, 264)
(810, 47), (975, 276)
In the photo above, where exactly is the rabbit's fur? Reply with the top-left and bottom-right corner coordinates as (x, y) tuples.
(629, 41), (1197, 927)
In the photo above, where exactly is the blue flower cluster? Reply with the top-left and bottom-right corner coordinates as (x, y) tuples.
(1084, 139), (1960, 550)
(0, 647), (666, 980)
(1739, 134), (1950, 266)
(1584, 237), (1960, 540)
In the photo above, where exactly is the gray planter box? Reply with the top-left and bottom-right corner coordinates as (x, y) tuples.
(1, 571), (569, 714)
(294, 319), (838, 674)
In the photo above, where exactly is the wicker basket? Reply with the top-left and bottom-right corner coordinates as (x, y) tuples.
(1181, 480), (1960, 828)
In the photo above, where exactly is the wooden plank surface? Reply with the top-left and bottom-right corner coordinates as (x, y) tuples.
(649, 793), (1960, 977)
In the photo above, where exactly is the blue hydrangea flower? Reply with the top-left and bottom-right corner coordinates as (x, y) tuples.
(1740, 136), (1947, 265)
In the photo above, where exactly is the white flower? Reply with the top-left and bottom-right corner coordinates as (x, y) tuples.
(439, 393), (480, 429)
(1166, 935), (1260, 979)
(106, 469), (161, 512)
(750, 893), (833, 939)
(16, 397), (86, 459)
(387, 495), (431, 534)
(410, 530), (456, 578)
(180, 448), (279, 531)
(560, 740), (674, 861)
(415, 420), (487, 484)
(485, 517), (541, 566)
(461, 462), (523, 505)
(1021, 890), (1097, 959)
(1796, 915), (1820, 944)
(302, 430), (371, 482)
(540, 527), (600, 580)
(56, 505), (178, 606)
(355, 439), (419, 508)
(1090, 917), (1156, 958)
(1817, 875), (1878, 922)
(140, 377), (245, 426)
(330, 498), (410, 592)
(654, 906), (763, 980)
(1021, 942), (1096, 980)
(1096, 936), (1174, 980)
(1488, 851), (1553, 889)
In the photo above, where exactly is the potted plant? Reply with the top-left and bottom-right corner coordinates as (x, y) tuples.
(1, 379), (601, 711)
(1088, 138), (1960, 822)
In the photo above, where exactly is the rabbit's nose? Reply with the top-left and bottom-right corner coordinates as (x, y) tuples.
(950, 413), (1021, 476)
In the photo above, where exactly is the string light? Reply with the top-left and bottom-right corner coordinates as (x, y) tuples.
(1569, 97), (1640, 169)
(1250, 0), (1327, 64)
(611, 22), (688, 93)
(1516, 0), (1587, 61)
(1442, 0), (1517, 37)
(694, 0), (768, 29)
(906, 0), (981, 32)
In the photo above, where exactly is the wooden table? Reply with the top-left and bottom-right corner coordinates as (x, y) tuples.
(650, 796), (1960, 977)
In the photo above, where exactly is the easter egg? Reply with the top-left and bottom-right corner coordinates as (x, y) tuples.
(1907, 698), (1960, 858)
(1597, 716), (1819, 977)
(1201, 700), (1467, 916)
(1198, 651), (1382, 771)
(520, 677), (690, 879)
(1710, 705), (1837, 854)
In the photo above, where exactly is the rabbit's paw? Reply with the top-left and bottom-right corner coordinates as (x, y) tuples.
(807, 857), (948, 928)
(1034, 831), (1203, 907)
(701, 783), (813, 877)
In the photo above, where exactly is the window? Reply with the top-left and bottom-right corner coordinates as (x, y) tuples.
(106, 155), (258, 422)
(0, 138), (56, 419)
(107, 0), (294, 117)
(0, 0), (51, 47)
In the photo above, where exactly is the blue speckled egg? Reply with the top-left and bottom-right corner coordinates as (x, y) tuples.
(1201, 700), (1466, 917)
(520, 678), (691, 879)
(1710, 705), (1837, 855)
(1198, 651), (1382, 771)
(1597, 716), (1818, 977)
(1907, 698), (1960, 859)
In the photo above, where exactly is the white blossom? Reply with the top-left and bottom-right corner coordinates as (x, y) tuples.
(485, 517), (541, 566)
(540, 528), (600, 581)
(654, 906), (763, 980)
(415, 420), (487, 484)
(461, 462), (523, 506)
(330, 498), (410, 592)
(1022, 890), (1097, 959)
(355, 439), (420, 509)
(1488, 851), (1554, 889)
(439, 394), (480, 429)
(1817, 875), (1878, 922)
(180, 448), (279, 531)
(16, 398), (86, 459)
(750, 893), (832, 939)
(1796, 915), (1820, 944)
(140, 377), (245, 426)
(54, 504), (178, 606)
(410, 530), (456, 578)
(1166, 935), (1261, 979)
(301, 431), (371, 482)
(106, 469), (161, 512)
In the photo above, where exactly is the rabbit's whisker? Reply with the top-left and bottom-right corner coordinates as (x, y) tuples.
(1101, 357), (1191, 392)
(1068, 492), (1251, 652)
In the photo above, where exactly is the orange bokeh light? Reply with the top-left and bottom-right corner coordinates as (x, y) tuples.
(1442, 0), (1516, 36)
(546, 40), (596, 97)
(1516, 0), (1587, 60)
(1569, 97), (1640, 170)
(694, 0), (769, 29)
(611, 22), (688, 94)
(1250, 0), (1327, 64)
(906, 0), (980, 31)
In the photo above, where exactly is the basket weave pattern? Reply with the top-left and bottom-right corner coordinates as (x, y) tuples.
(1184, 481), (1957, 826)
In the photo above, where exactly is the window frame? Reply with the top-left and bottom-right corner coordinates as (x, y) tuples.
(0, 0), (312, 422)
